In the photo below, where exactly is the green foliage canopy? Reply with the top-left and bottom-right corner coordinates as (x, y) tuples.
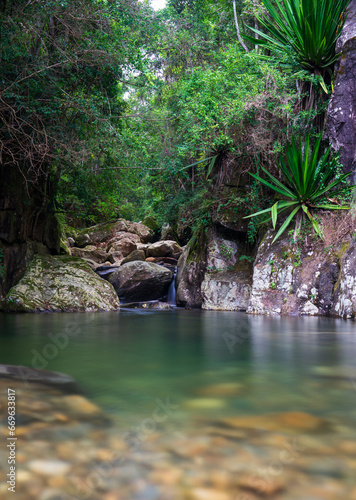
(0, 0), (154, 180)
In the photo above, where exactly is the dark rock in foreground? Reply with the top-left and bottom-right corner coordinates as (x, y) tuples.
(0, 364), (78, 391)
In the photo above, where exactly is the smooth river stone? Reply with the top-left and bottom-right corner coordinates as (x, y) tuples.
(189, 488), (230, 500)
(311, 365), (356, 381)
(28, 459), (71, 476)
(16, 470), (33, 482)
(59, 394), (103, 416)
(220, 412), (327, 432)
(150, 466), (183, 486)
(237, 473), (285, 496)
(194, 382), (244, 397)
(184, 398), (227, 410)
(0, 364), (77, 390)
(338, 440), (356, 454)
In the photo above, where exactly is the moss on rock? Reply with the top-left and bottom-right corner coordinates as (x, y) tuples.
(1, 255), (120, 312)
(142, 216), (160, 233)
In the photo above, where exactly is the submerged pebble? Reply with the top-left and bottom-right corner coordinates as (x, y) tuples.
(184, 398), (227, 410)
(0, 376), (355, 500)
(27, 459), (71, 476)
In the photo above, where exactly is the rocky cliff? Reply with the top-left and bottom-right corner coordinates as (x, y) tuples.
(176, 222), (356, 319)
(325, 0), (356, 180)
(0, 165), (60, 297)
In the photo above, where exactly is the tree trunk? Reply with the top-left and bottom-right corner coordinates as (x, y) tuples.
(232, 0), (249, 52)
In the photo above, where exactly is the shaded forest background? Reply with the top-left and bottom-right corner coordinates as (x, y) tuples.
(0, 0), (350, 248)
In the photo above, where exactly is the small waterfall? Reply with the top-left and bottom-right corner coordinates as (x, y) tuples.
(167, 270), (177, 305)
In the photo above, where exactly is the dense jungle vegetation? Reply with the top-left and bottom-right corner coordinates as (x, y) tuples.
(0, 0), (352, 245)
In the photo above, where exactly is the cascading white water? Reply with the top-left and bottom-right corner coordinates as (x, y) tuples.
(167, 270), (177, 305)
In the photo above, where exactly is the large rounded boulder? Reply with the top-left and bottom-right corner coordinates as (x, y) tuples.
(1, 255), (120, 312)
(109, 261), (173, 302)
(147, 240), (182, 258)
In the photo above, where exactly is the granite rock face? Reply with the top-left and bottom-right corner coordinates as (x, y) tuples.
(247, 231), (296, 315)
(331, 240), (356, 318)
(246, 229), (356, 318)
(325, 0), (356, 181)
(0, 165), (60, 296)
(201, 271), (251, 311)
(1, 255), (120, 312)
(176, 247), (207, 308)
(201, 230), (252, 311)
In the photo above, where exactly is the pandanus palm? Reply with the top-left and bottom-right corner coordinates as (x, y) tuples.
(244, 135), (355, 242)
(247, 0), (350, 91)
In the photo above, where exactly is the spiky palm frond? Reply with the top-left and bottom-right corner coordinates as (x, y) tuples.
(245, 135), (355, 242)
(246, 0), (349, 89)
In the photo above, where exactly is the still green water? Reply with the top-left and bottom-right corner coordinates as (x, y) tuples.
(1, 309), (356, 423)
(1, 310), (356, 499)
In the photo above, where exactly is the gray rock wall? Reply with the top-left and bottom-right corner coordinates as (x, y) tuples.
(246, 230), (356, 319)
(176, 246), (207, 308)
(0, 165), (60, 297)
(201, 229), (252, 311)
(177, 226), (356, 319)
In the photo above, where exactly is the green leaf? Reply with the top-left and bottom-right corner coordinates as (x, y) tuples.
(272, 206), (301, 243)
(206, 155), (218, 178)
(178, 156), (218, 171)
(302, 205), (323, 238)
(271, 202), (278, 228)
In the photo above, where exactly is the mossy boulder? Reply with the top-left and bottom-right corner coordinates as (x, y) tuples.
(1, 255), (120, 312)
(160, 223), (178, 241)
(142, 216), (160, 233)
